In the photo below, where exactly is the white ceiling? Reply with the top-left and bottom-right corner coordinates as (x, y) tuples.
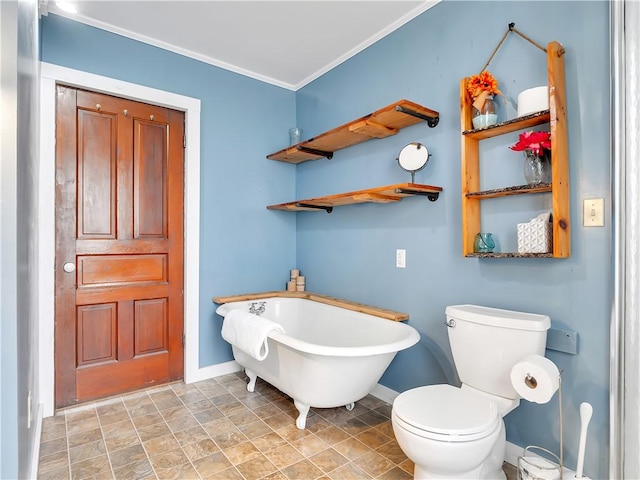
(44, 1), (439, 90)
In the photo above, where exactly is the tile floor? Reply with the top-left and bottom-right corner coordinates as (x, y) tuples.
(38, 372), (518, 480)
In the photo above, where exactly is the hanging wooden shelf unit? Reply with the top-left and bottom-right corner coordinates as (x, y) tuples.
(267, 183), (442, 213)
(461, 38), (570, 258)
(267, 100), (440, 164)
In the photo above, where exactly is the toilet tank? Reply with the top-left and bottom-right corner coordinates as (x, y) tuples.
(445, 304), (550, 400)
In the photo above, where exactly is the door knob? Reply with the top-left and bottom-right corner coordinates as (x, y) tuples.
(63, 262), (76, 273)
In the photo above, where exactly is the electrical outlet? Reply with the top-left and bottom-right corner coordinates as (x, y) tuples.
(583, 198), (604, 227)
(396, 249), (406, 268)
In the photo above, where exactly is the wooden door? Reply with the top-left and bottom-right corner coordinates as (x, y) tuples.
(54, 86), (185, 408)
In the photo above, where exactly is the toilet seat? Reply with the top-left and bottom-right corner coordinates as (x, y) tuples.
(393, 384), (500, 442)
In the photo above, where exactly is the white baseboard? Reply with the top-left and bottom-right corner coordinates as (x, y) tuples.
(29, 403), (44, 480)
(185, 360), (242, 383)
(505, 441), (529, 467)
(505, 441), (527, 467)
(370, 383), (401, 404)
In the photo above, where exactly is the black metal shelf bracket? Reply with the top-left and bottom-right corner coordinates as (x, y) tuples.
(296, 145), (334, 160)
(395, 105), (439, 128)
(296, 203), (334, 213)
(395, 188), (440, 202)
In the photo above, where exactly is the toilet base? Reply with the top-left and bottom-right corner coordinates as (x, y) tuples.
(394, 417), (507, 479)
(414, 464), (506, 480)
(414, 454), (506, 480)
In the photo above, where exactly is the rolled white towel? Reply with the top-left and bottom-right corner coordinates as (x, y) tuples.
(221, 309), (285, 361)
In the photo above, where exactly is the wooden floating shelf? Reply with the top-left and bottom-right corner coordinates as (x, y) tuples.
(462, 110), (550, 140)
(466, 253), (554, 258)
(267, 183), (443, 212)
(267, 100), (440, 164)
(466, 183), (552, 199)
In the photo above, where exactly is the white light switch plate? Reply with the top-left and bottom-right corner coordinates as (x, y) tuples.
(583, 198), (604, 227)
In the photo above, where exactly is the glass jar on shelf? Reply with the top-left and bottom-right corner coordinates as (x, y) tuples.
(472, 94), (498, 129)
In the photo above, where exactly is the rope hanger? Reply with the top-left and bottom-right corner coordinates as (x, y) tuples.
(480, 22), (550, 73)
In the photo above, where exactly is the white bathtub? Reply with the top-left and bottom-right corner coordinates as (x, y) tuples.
(215, 296), (420, 429)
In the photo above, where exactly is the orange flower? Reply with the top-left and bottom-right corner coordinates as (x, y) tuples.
(466, 70), (503, 99)
(466, 70), (504, 113)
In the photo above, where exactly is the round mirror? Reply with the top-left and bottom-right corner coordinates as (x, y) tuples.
(397, 143), (430, 182)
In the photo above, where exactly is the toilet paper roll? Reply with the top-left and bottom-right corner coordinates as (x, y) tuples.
(510, 354), (560, 404)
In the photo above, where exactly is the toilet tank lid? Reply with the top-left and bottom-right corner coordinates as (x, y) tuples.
(445, 304), (550, 331)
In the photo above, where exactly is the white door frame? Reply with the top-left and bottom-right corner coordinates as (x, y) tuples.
(39, 63), (202, 416)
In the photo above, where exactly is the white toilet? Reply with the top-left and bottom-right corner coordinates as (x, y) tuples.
(391, 304), (550, 480)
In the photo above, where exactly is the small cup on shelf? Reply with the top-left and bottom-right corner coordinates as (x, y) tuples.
(289, 128), (302, 146)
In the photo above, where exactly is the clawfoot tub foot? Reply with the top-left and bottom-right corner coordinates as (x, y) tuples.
(245, 369), (257, 393)
(345, 402), (355, 411)
(294, 400), (310, 429)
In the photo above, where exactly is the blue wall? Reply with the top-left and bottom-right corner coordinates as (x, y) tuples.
(41, 14), (298, 366)
(295, 1), (610, 478)
(41, 1), (611, 478)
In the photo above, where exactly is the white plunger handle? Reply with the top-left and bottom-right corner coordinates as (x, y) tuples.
(575, 402), (593, 478)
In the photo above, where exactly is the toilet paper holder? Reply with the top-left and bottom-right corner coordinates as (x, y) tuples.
(524, 374), (538, 389)
(517, 369), (564, 480)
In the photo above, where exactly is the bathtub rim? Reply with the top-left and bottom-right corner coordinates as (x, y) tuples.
(212, 290), (409, 322)
(214, 294), (420, 357)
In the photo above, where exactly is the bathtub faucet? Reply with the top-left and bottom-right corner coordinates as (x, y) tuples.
(248, 301), (266, 316)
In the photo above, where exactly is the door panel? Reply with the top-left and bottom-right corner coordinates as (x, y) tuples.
(135, 298), (168, 355)
(135, 120), (167, 238)
(77, 109), (117, 239)
(75, 354), (170, 401)
(76, 303), (117, 366)
(55, 86), (185, 408)
(77, 254), (168, 287)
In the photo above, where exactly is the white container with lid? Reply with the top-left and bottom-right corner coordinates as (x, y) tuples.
(517, 86), (549, 117)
